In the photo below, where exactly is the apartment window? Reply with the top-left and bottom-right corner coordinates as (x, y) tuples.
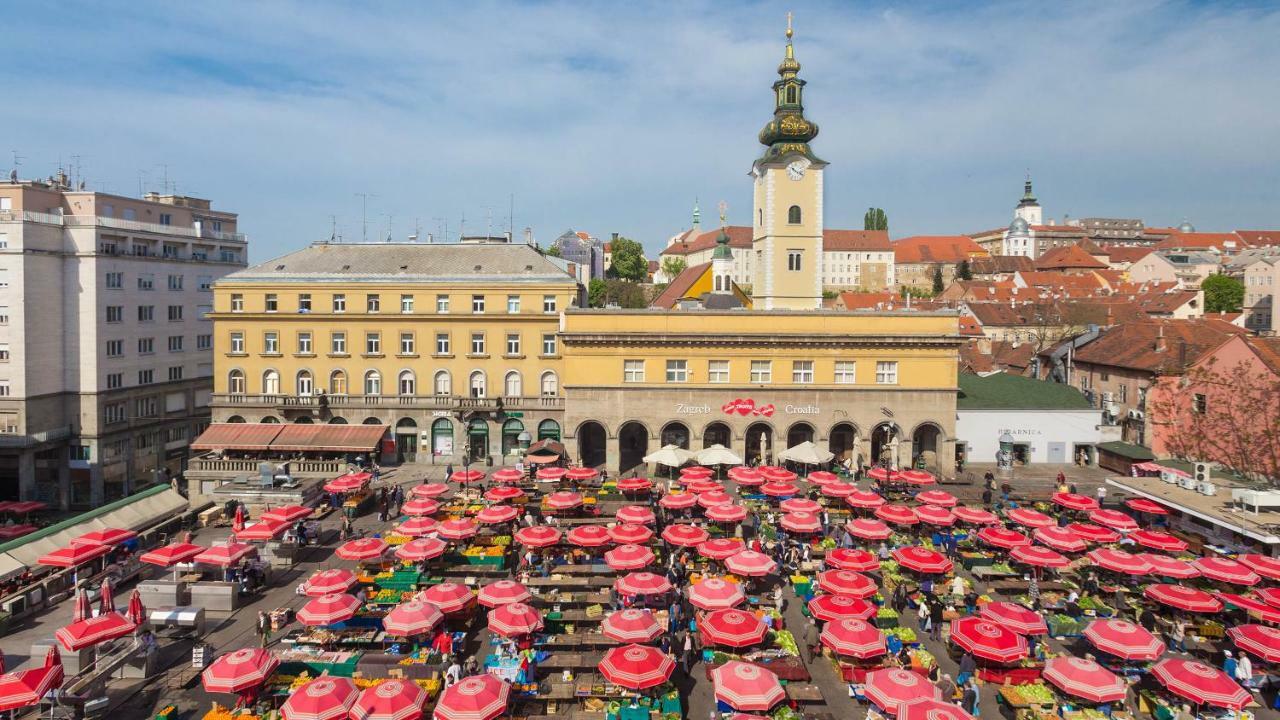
(469, 371), (487, 398)
(397, 294), (414, 313)
(470, 332), (486, 355)
(1119, 384), (1128, 404)
(296, 370), (314, 396)
(399, 332), (415, 355)
(297, 332), (313, 354)
(541, 371), (558, 396)
(230, 294), (244, 312)
(298, 293), (312, 312)
(137, 273), (155, 291)
(330, 332), (347, 354)
(197, 275), (213, 291)
(167, 305), (183, 321)
(504, 371), (522, 396)
(332, 294), (346, 312)
(1192, 393), (1207, 414)
(0, 233), (6, 249)
(792, 360), (814, 384)
(788, 205), (802, 224)
(168, 335), (184, 352)
(225, 370), (244, 394)
(229, 332), (245, 354)
(197, 334), (212, 350)
(137, 305), (154, 322)
(106, 306), (123, 323)
(366, 294), (380, 313)
(364, 371), (382, 395)
(787, 251), (802, 271)
(105, 403), (127, 424)
(666, 360), (689, 383)
(0, 306), (8, 324)
(138, 369), (154, 385)
(623, 360), (645, 383)
(263, 369), (281, 394)
(750, 360), (772, 383)
(0, 381), (8, 397)
(265, 294), (278, 312)
(435, 333), (451, 355)
(472, 295), (486, 313)
(543, 295), (557, 313)
(365, 332), (382, 355)
(263, 332), (279, 354)
(106, 373), (123, 390)
(1100, 370), (1110, 382)
(708, 360), (730, 383)
(541, 334), (557, 356)
(875, 361), (899, 385)
(328, 370), (347, 395)
(159, 213), (172, 225)
(138, 338), (155, 354)
(0, 343), (8, 361)
(436, 295), (449, 313)
(168, 366), (184, 381)
(0, 198), (8, 211)
(834, 361), (856, 384)
(167, 274), (184, 290)
(434, 370), (451, 395)
(507, 295), (521, 313)
(105, 272), (123, 289)
(398, 371), (416, 396)
(506, 333), (521, 356)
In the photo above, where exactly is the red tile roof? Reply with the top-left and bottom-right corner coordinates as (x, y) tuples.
(1030, 225), (1087, 235)
(659, 226), (890, 256)
(823, 229), (892, 251)
(1015, 271), (1108, 291)
(1034, 244), (1109, 270)
(650, 262), (711, 308)
(1153, 232), (1241, 252)
(834, 291), (896, 310)
(958, 315), (983, 336)
(1062, 318), (1248, 373)
(1236, 230), (1280, 247)
(1101, 245), (1153, 264)
(892, 235), (987, 264)
(969, 255), (1034, 275)
(660, 227), (753, 256)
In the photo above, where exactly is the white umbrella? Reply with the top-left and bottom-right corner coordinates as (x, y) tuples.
(696, 444), (742, 466)
(643, 444), (695, 467)
(778, 440), (834, 466)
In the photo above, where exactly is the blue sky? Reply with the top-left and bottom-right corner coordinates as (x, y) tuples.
(6, 1), (1279, 261)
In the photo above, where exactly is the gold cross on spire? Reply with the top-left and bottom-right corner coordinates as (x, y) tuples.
(718, 200), (728, 227)
(786, 12), (793, 39)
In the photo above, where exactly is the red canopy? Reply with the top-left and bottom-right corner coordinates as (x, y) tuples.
(687, 578), (746, 610)
(615, 505), (656, 524)
(303, 568), (358, 597)
(661, 524), (709, 547)
(706, 504), (748, 523)
(1033, 526), (1087, 553)
(450, 469), (485, 484)
(892, 546), (953, 574)
(1043, 656), (1127, 704)
(780, 498), (821, 514)
(567, 525), (611, 547)
(617, 477), (653, 493)
(1088, 509), (1139, 532)
(354, 678), (429, 720)
(383, 600), (444, 637)
(422, 583), (474, 614)
(864, 667), (940, 713)
(475, 505), (518, 524)
(845, 490), (886, 509)
(335, 537), (388, 561)
(949, 616), (1028, 662)
(566, 467), (599, 481)
(816, 570), (877, 598)
(728, 467), (764, 485)
(201, 648), (279, 694)
(897, 700), (972, 720)
(431, 675), (509, 720)
(760, 482), (799, 497)
(915, 490), (956, 507)
(543, 491), (583, 510)
(1140, 554), (1200, 579)
(403, 498), (443, 515)
(0, 657), (64, 713)
(607, 523), (654, 544)
(688, 481), (725, 495)
(1144, 584), (1223, 613)
(711, 661), (785, 711)
(1125, 497), (1168, 515)
(807, 594), (876, 621)
(1128, 530), (1189, 552)
(437, 519), (479, 540)
(602, 609), (663, 643)
(193, 542), (257, 567)
(56, 612), (136, 650)
(874, 504), (919, 525)
(1051, 493), (1099, 511)
(71, 528), (137, 546)
(826, 548), (879, 572)
(759, 466), (796, 482)
(38, 543), (111, 568)
(1006, 508), (1054, 528)
(821, 482), (858, 498)
(139, 542), (204, 567)
(952, 506), (999, 524)
(659, 493), (697, 509)
(1067, 522), (1120, 543)
(820, 618), (886, 659)
(1227, 624), (1280, 663)
(680, 466), (714, 479)
(976, 526), (1031, 549)
(701, 609), (768, 647)
(1215, 593), (1280, 622)
(1087, 548), (1152, 575)
(697, 490), (734, 507)
(487, 602), (543, 637)
(914, 505), (956, 527)
(847, 518), (892, 540)
(324, 472), (370, 493)
(411, 483), (450, 498)
(1193, 557), (1261, 585)
(780, 511), (822, 533)
(297, 593), (360, 626)
(395, 537), (448, 562)
(980, 602), (1048, 635)
(536, 467), (568, 480)
(262, 504), (313, 523)
(1083, 619), (1165, 661)
(490, 467), (524, 484)
(1010, 545), (1070, 569)
(614, 572), (672, 596)
(1152, 659), (1251, 710)
(898, 469), (936, 486)
(724, 551), (778, 577)
(604, 544), (655, 571)
(281, 676), (359, 720)
(598, 644), (675, 690)
(477, 580), (531, 608)
(1237, 554), (1280, 581)
(698, 538), (746, 560)
(235, 519), (291, 541)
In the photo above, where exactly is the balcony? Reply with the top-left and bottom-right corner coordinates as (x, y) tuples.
(212, 393), (565, 412)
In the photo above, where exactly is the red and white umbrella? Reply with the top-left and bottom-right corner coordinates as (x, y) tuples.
(490, 467), (524, 484)
(139, 542), (204, 567)
(690, 482), (726, 496)
(1228, 624), (1280, 663)
(949, 616), (1028, 662)
(544, 491), (583, 510)
(807, 470), (839, 485)
(608, 523), (654, 544)
(1140, 554), (1200, 579)
(897, 700), (973, 720)
(514, 526), (561, 548)
(282, 676), (359, 720)
(39, 543), (111, 567)
(451, 469), (485, 484)
(759, 466), (796, 482)
(1237, 554), (1280, 581)
(72, 589), (91, 623)
(807, 594), (876, 621)
(977, 526), (1031, 549)
(701, 609), (768, 647)
(898, 470), (936, 486)
(298, 593), (360, 626)
(614, 572), (672, 596)
(412, 482), (450, 498)
(354, 678), (429, 720)
(0, 650), (64, 713)
(1083, 619), (1165, 661)
(395, 537), (447, 562)
(1216, 593), (1280, 622)
(602, 609), (663, 643)
(616, 506), (656, 525)
(395, 517), (438, 537)
(56, 612), (136, 650)
(432, 675), (508, 720)
(422, 582), (474, 614)
(659, 493), (697, 509)
(1088, 509), (1139, 532)
(864, 667), (940, 714)
(304, 568), (358, 597)
(780, 498), (821, 514)
(98, 577), (116, 615)
(892, 546), (953, 574)
(1152, 659), (1251, 710)
(476, 505), (518, 524)
(820, 618), (886, 659)
(874, 504), (918, 525)
(687, 578), (746, 610)
(1006, 508), (1054, 528)
(827, 548), (879, 572)
(760, 482), (799, 497)
(536, 467), (568, 481)
(1043, 656), (1127, 704)
(711, 661), (785, 711)
(437, 519), (479, 540)
(1144, 584), (1223, 613)
(698, 538), (746, 560)
(1258, 587), (1280, 608)
(847, 518), (892, 540)
(605, 544), (655, 571)
(728, 467), (764, 485)
(201, 647), (280, 694)
(383, 600), (444, 637)
(126, 589), (145, 625)
(487, 602), (543, 636)
(335, 538), (388, 561)
(914, 505), (956, 527)
(566, 467), (599, 482)
(680, 466), (714, 479)
(1193, 557), (1261, 585)
(193, 542), (257, 567)
(71, 528), (137, 546)
(1051, 493), (1099, 512)
(817, 570), (877, 598)
(402, 498), (442, 515)
(821, 482), (858, 498)
(706, 504), (748, 523)
(662, 524), (709, 547)
(980, 602), (1047, 635)
(1125, 497), (1168, 514)
(567, 525), (611, 547)
(916, 490), (957, 507)
(477, 580), (531, 607)
(781, 511), (822, 533)
(724, 551), (778, 577)
(599, 644), (675, 690)
(1010, 545), (1070, 569)
(1087, 548), (1151, 575)
(262, 504), (313, 523)
(845, 490), (886, 509)
(325, 472), (370, 493)
(1033, 526), (1087, 553)
(617, 477), (653, 493)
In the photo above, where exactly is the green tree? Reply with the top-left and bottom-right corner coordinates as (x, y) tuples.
(545, 245), (563, 259)
(956, 259), (973, 281)
(931, 266), (945, 294)
(1202, 274), (1244, 313)
(606, 237), (647, 282)
(660, 256), (687, 280)
(587, 278), (607, 308)
(864, 207), (888, 232)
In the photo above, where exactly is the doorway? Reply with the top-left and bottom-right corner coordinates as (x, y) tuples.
(786, 422), (815, 449)
(396, 418), (418, 462)
(828, 422), (858, 465)
(661, 422), (691, 449)
(703, 422), (731, 449)
(578, 421), (607, 468)
(468, 419), (489, 462)
(618, 422), (649, 474)
(871, 423), (900, 468)
(744, 422), (773, 466)
(911, 423), (942, 470)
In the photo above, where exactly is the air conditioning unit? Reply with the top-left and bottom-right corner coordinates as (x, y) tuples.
(1194, 462), (1211, 483)
(1161, 471), (1179, 484)
(1104, 402), (1119, 417)
(1102, 392), (1114, 403)
(1127, 409), (1144, 420)
(1198, 481), (1217, 496)
(1178, 476), (1197, 491)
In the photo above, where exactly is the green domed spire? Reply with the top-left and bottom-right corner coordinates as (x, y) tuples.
(713, 201), (733, 260)
(756, 13), (823, 166)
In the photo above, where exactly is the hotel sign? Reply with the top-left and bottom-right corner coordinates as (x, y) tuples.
(673, 398), (819, 416)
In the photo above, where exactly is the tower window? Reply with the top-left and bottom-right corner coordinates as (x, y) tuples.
(788, 205), (802, 224)
(758, 209), (763, 226)
(788, 251), (802, 272)
(786, 85), (797, 104)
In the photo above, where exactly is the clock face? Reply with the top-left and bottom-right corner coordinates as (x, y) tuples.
(786, 160), (807, 180)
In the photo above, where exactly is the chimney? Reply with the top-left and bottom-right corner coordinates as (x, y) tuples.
(1154, 324), (1167, 353)
(611, 232), (619, 242)
(977, 337), (992, 354)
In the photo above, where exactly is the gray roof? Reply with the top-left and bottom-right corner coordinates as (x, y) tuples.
(1157, 250), (1219, 266)
(223, 242), (579, 284)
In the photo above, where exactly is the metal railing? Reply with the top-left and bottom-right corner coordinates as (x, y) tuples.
(0, 425), (73, 448)
(187, 456), (346, 474)
(212, 393), (565, 411)
(1, 211), (247, 244)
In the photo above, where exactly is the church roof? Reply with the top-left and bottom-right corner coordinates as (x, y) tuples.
(650, 262), (712, 308)
(892, 235), (986, 264)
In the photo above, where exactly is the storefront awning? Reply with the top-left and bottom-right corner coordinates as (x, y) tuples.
(192, 423), (385, 452)
(191, 423), (283, 451)
(528, 439), (566, 457)
(1096, 441), (1156, 461)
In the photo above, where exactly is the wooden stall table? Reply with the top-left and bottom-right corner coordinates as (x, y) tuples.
(537, 632), (613, 648)
(704, 656), (810, 681)
(537, 652), (604, 670)
(971, 566), (1017, 583)
(785, 684), (824, 703)
(528, 590), (610, 606)
(997, 684), (1058, 720)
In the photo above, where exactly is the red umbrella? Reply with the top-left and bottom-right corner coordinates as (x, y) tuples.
(567, 525), (611, 547)
(602, 609), (663, 643)
(1152, 659), (1251, 710)
(847, 518), (892, 540)
(949, 616), (1028, 662)
(1043, 656), (1127, 704)
(605, 544), (655, 571)
(807, 594), (876, 621)
(395, 517), (438, 537)
(1006, 508), (1054, 528)
(898, 469), (936, 486)
(1140, 554), (1200, 579)
(689, 481), (725, 495)
(478, 580), (531, 607)
(728, 467), (764, 485)
(616, 505), (656, 524)
(139, 542), (204, 567)
(845, 490), (886, 509)
(977, 526), (1031, 549)
(821, 482), (858, 498)
(617, 477), (653, 493)
(1228, 624), (1280, 663)
(662, 524), (709, 547)
(761, 482), (799, 497)
(1010, 545), (1070, 569)
(0, 656), (64, 713)
(324, 472), (370, 493)
(514, 526), (561, 548)
(437, 519), (479, 540)
(71, 528), (137, 546)
(193, 542), (257, 567)
(451, 469), (485, 484)
(1194, 557), (1261, 585)
(335, 537), (388, 561)
(780, 498), (822, 514)
(680, 466), (714, 479)
(201, 647), (280, 694)
(892, 546), (953, 574)
(781, 511), (822, 533)
(614, 572), (672, 596)
(1089, 509), (1139, 532)
(423, 582), (474, 614)
(395, 537), (447, 562)
(304, 568), (358, 596)
(897, 700), (973, 720)
(490, 467), (524, 484)
(73, 589), (90, 623)
(402, 498), (443, 515)
(701, 609), (769, 647)
(706, 504), (748, 523)
(536, 467), (568, 481)
(817, 570), (877, 598)
(412, 482), (450, 498)
(915, 505), (956, 527)
(1144, 584), (1222, 613)
(724, 551), (778, 577)
(687, 578), (746, 610)
(544, 491), (583, 510)
(38, 543), (111, 567)
(1258, 587), (1280, 608)
(980, 602), (1048, 635)
(1084, 619), (1165, 661)
(698, 538), (746, 560)
(916, 490), (957, 507)
(1215, 593), (1280, 622)
(282, 676), (359, 720)
(827, 548), (879, 572)
(759, 466), (796, 482)
(353, 678), (429, 720)
(383, 600), (444, 637)
(820, 617), (886, 659)
(711, 661), (785, 711)
(697, 490), (734, 507)
(807, 470), (839, 485)
(98, 577), (115, 614)
(1087, 548), (1152, 575)
(875, 504), (918, 525)
(56, 612), (136, 650)
(599, 644), (675, 690)
(476, 505), (518, 524)
(864, 667), (940, 713)
(608, 523), (654, 544)
(1125, 498), (1168, 515)
(1237, 554), (1280, 581)
(659, 493), (697, 510)
(298, 593), (360, 626)
(262, 505), (314, 523)
(432, 675), (508, 720)
(1051, 493), (1099, 511)
(566, 467), (599, 482)
(487, 602), (543, 636)
(1033, 526), (1087, 552)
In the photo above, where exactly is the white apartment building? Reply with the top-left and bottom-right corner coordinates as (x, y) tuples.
(1244, 255), (1279, 332)
(0, 176), (246, 508)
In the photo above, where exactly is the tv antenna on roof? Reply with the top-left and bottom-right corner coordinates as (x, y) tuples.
(355, 193), (378, 242)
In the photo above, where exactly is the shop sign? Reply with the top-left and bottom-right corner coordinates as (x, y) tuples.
(997, 428), (1043, 437)
(676, 399), (822, 417)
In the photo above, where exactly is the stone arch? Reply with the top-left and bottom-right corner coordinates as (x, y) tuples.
(910, 422), (946, 471)
(293, 415), (314, 424)
(226, 415), (246, 423)
(328, 416), (348, 424)
(260, 415), (280, 424)
(660, 421), (691, 449)
(702, 421), (732, 449)
(871, 422), (904, 468)
(744, 421), (775, 466)
(362, 417), (382, 425)
(618, 421), (650, 474)
(828, 421), (860, 466)
(576, 420), (607, 468)
(785, 421), (815, 448)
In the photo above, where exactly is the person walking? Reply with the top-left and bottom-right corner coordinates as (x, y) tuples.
(1096, 484), (1107, 508)
(681, 631), (695, 675)
(937, 673), (957, 704)
(929, 597), (945, 642)
(802, 618), (819, 663)
(963, 678), (981, 717)
(256, 611), (272, 648)
(1169, 618), (1186, 653)
(957, 652), (976, 686)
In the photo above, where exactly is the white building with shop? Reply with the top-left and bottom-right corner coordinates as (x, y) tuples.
(955, 373), (1112, 466)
